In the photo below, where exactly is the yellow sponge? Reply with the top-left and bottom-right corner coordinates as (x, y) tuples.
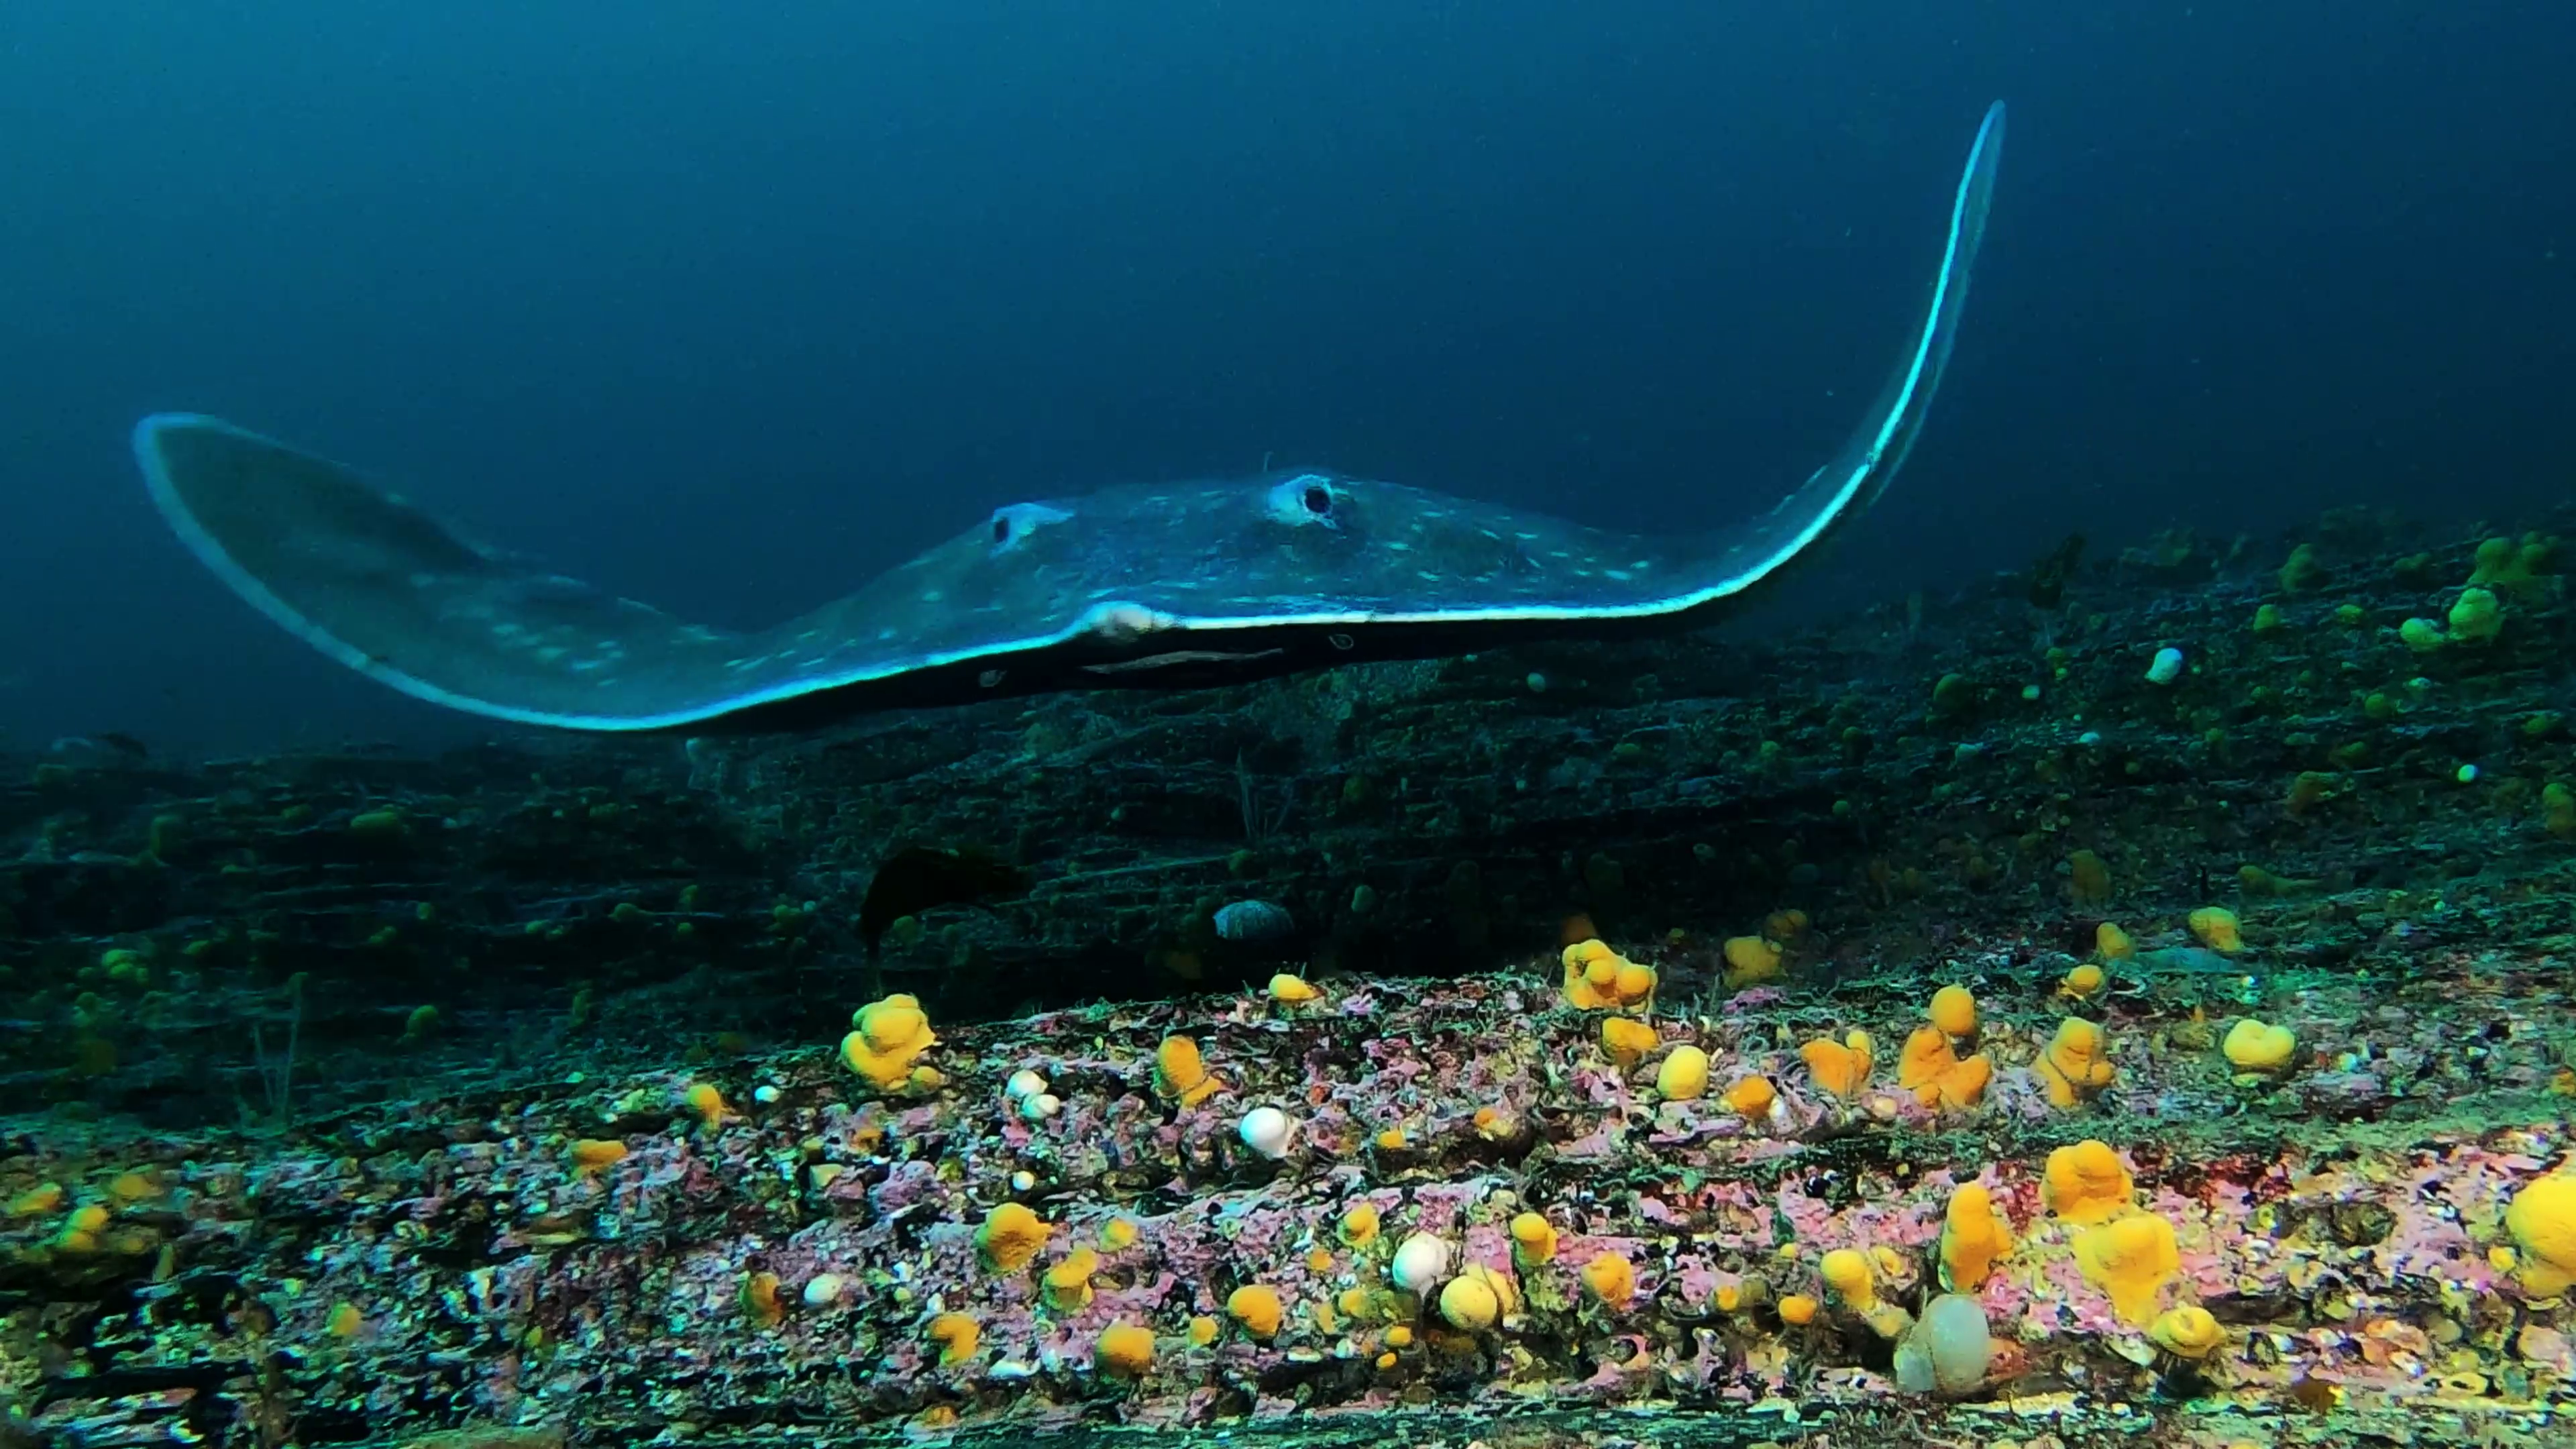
(2075, 1213), (2180, 1325)
(2506, 1175), (2576, 1295)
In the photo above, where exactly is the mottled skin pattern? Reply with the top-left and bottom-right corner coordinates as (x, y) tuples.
(132, 103), (2002, 732)
(136, 421), (1874, 730)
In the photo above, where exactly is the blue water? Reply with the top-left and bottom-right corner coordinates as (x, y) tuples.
(2, 1), (2569, 749)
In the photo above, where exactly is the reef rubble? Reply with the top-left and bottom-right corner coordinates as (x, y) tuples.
(8, 921), (2576, 1447)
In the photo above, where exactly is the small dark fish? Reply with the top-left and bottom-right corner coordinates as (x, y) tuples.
(97, 731), (150, 759)
(2026, 531), (2086, 608)
(2282, 1377), (2340, 1415)
(859, 846), (1030, 957)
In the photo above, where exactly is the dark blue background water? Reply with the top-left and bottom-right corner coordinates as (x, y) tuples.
(3, 2), (2569, 751)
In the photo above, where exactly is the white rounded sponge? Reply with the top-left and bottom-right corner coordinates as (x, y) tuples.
(1238, 1105), (1295, 1159)
(1391, 1232), (1452, 1296)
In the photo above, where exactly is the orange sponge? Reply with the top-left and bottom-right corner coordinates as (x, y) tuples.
(1939, 1183), (2010, 1291)
(1721, 1075), (1777, 1120)
(1721, 935), (1784, 989)
(1599, 1016), (1660, 1068)
(1820, 1247), (1912, 1339)
(739, 1271), (784, 1328)
(1931, 1051), (1992, 1110)
(1896, 1027), (1991, 1110)
(684, 1081), (729, 1130)
(2041, 1139), (2136, 1224)
(1820, 1248), (1876, 1309)
(926, 1311), (981, 1366)
(1226, 1284), (1285, 1339)
(1267, 973), (1322, 1004)
(2188, 906), (2244, 953)
(2075, 1213), (2180, 1324)
(1611, 961), (1657, 1006)
(1580, 1251), (1636, 1309)
(2036, 1018), (2116, 1108)
(977, 1202), (1053, 1272)
(1044, 1247), (1101, 1311)
(1896, 1027), (1951, 1090)
(1153, 1034), (1226, 1107)
(1510, 1212), (1559, 1268)
(1799, 1030), (1875, 1100)
(1095, 1322), (1155, 1377)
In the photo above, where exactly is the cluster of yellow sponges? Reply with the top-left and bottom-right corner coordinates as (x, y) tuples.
(901, 890), (2418, 1395)
(2040, 1139), (2187, 1329)
(1792, 987), (1998, 1111)
(1896, 986), (1993, 1110)
(11, 1173), (167, 1258)
(1561, 939), (1656, 1010)
(840, 994), (942, 1091)
(1438, 1263), (1521, 1330)
(1551, 939), (1716, 1102)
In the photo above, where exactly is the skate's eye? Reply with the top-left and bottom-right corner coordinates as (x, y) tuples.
(985, 501), (1073, 555)
(1265, 474), (1343, 531)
